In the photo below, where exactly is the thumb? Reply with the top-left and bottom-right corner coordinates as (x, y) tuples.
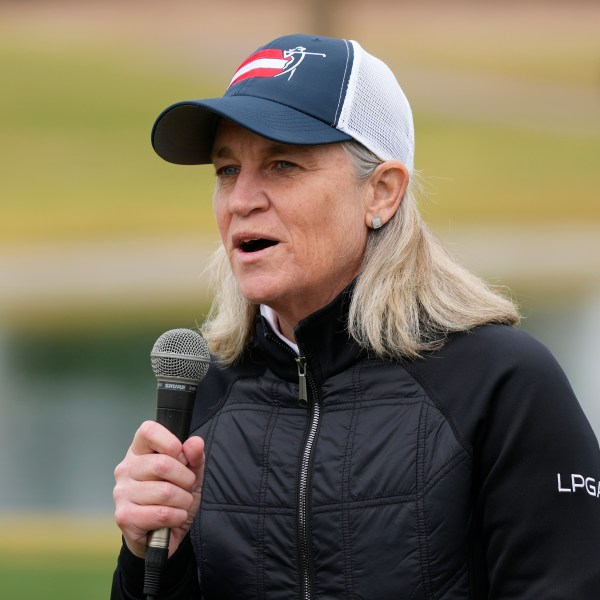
(182, 436), (205, 527)
(182, 435), (205, 479)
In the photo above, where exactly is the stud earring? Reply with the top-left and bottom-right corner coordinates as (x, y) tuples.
(372, 216), (382, 230)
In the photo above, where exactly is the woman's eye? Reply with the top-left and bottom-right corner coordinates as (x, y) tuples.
(276, 160), (296, 170)
(216, 165), (239, 177)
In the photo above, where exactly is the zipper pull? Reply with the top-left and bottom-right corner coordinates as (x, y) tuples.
(295, 357), (308, 407)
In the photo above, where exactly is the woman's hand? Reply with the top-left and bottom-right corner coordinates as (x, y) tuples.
(113, 421), (205, 559)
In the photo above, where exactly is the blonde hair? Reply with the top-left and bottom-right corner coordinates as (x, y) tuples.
(201, 141), (519, 364)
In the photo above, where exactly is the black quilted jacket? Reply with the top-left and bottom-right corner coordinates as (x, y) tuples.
(113, 288), (600, 599)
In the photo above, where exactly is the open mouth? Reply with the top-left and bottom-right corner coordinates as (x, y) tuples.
(239, 238), (279, 253)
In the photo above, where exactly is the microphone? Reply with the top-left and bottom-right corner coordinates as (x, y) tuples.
(143, 328), (210, 599)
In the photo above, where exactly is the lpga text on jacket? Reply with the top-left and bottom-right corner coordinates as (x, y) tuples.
(557, 473), (600, 497)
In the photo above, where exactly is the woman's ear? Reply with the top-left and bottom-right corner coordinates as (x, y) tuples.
(364, 161), (409, 229)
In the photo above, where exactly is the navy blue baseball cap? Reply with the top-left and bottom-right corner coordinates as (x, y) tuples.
(152, 34), (415, 172)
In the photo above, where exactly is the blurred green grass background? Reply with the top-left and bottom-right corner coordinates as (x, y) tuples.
(1, 1), (598, 597)
(1, 30), (219, 244)
(0, 516), (119, 598)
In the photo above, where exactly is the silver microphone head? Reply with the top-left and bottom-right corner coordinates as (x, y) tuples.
(151, 328), (210, 383)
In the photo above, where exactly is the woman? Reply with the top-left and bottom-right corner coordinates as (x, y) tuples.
(112, 34), (600, 599)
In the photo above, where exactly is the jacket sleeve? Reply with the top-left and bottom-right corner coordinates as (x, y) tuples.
(470, 333), (600, 598)
(409, 326), (600, 598)
(111, 535), (202, 599)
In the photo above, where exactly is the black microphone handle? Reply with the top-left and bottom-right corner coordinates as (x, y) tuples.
(143, 379), (197, 597)
(154, 380), (198, 442)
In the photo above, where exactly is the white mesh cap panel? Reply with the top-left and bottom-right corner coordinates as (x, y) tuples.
(337, 41), (414, 172)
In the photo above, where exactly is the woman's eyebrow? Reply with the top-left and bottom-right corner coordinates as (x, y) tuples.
(265, 143), (314, 158)
(210, 145), (233, 161)
(211, 142), (316, 162)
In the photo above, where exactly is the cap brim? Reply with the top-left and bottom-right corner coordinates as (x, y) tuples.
(151, 96), (353, 165)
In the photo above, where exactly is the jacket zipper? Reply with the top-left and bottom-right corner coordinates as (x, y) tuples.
(296, 355), (320, 600)
(264, 330), (320, 600)
(296, 356), (308, 406)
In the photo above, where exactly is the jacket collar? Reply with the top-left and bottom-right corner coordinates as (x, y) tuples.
(252, 282), (365, 384)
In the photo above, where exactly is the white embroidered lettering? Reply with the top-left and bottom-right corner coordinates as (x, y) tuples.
(557, 473), (599, 497)
(572, 474), (585, 491)
(585, 477), (597, 496)
(557, 473), (571, 492)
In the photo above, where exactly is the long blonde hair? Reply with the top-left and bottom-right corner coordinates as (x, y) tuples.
(201, 141), (519, 364)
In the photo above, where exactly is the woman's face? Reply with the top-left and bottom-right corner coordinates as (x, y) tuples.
(212, 120), (371, 329)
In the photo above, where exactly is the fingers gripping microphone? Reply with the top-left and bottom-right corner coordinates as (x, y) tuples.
(143, 328), (210, 599)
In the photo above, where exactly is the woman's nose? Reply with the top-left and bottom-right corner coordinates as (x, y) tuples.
(227, 170), (269, 217)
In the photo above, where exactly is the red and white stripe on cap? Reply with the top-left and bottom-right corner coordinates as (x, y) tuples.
(229, 49), (292, 88)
